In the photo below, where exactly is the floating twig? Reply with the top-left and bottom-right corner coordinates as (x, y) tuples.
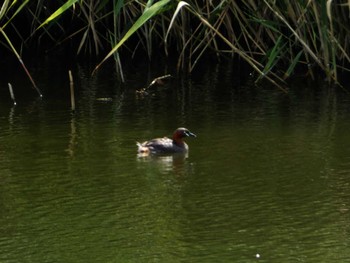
(147, 74), (172, 89)
(69, 70), (75, 111)
(8, 83), (16, 106)
(136, 74), (172, 96)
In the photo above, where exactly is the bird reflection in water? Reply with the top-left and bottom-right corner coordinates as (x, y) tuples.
(137, 152), (192, 176)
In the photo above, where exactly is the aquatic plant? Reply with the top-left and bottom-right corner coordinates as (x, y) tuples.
(3, 0), (350, 90)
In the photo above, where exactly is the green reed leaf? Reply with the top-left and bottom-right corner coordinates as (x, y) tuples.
(258, 35), (286, 81)
(114, 0), (124, 17)
(284, 50), (303, 79)
(2, 0), (30, 29)
(37, 0), (79, 29)
(93, 0), (171, 74)
(0, 0), (10, 20)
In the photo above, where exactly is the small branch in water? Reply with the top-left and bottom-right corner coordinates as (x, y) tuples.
(8, 83), (16, 106)
(136, 74), (172, 96)
(69, 70), (75, 111)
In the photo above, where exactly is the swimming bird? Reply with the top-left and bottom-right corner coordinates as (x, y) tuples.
(137, 127), (196, 155)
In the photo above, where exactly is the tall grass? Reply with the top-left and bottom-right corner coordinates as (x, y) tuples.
(3, 1), (350, 90)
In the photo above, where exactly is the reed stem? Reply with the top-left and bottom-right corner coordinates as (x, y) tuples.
(69, 70), (75, 111)
(8, 83), (16, 106)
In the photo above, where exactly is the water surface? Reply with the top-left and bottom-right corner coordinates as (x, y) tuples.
(1, 57), (350, 262)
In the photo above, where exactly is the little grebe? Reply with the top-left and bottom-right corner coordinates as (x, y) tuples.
(137, 127), (196, 154)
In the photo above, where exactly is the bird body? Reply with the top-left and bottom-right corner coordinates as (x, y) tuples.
(137, 127), (196, 155)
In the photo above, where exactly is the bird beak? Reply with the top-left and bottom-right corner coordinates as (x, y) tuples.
(186, 131), (196, 137)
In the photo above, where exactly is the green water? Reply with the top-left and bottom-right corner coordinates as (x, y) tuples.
(1, 59), (350, 262)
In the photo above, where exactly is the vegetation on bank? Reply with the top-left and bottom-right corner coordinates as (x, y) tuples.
(1, 0), (350, 91)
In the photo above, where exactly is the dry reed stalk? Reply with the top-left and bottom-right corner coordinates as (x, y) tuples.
(69, 70), (76, 111)
(8, 83), (16, 105)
